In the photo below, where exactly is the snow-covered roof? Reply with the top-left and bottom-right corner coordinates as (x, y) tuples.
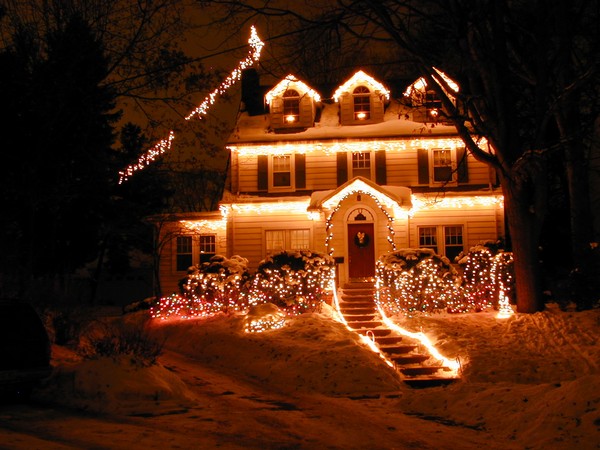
(332, 70), (390, 102)
(228, 99), (458, 145)
(264, 74), (321, 104)
(309, 176), (412, 211)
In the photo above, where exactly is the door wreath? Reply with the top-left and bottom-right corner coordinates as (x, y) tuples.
(354, 231), (370, 248)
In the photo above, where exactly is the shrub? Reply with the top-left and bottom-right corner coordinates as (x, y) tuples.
(78, 319), (163, 367)
(244, 250), (335, 315)
(152, 255), (251, 320)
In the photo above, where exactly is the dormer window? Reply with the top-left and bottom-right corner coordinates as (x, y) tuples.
(283, 89), (300, 124)
(353, 86), (371, 120)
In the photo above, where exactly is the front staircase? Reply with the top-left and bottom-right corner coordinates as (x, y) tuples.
(339, 281), (459, 388)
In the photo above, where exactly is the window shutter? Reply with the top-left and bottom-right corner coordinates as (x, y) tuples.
(295, 154), (306, 189)
(375, 150), (387, 185)
(457, 147), (469, 183)
(337, 152), (348, 186)
(257, 155), (268, 191)
(417, 149), (429, 184)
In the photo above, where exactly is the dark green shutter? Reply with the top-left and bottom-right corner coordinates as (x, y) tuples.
(417, 149), (429, 184)
(295, 154), (306, 189)
(257, 155), (268, 191)
(457, 147), (469, 183)
(337, 152), (348, 186)
(375, 150), (387, 185)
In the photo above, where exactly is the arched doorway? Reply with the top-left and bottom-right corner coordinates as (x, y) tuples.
(347, 208), (376, 279)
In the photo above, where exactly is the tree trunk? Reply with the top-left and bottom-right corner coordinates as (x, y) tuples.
(501, 173), (546, 313)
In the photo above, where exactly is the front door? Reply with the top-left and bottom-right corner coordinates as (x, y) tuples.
(348, 223), (375, 279)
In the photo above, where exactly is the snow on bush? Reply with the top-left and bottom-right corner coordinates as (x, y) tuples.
(376, 245), (514, 315)
(151, 255), (251, 320)
(244, 250), (336, 315)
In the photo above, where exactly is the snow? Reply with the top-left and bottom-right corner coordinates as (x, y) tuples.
(228, 99), (457, 143)
(19, 302), (600, 448)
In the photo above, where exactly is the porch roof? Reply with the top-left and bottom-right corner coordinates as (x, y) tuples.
(308, 177), (412, 211)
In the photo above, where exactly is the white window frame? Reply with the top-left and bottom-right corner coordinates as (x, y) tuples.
(349, 151), (374, 180)
(199, 234), (216, 264)
(429, 148), (457, 186)
(417, 225), (464, 260)
(353, 86), (371, 120)
(265, 229), (311, 255)
(175, 235), (193, 272)
(269, 154), (295, 192)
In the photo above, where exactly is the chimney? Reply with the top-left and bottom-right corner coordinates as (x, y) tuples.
(241, 68), (264, 116)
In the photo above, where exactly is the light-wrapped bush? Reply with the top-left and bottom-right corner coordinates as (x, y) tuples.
(244, 250), (335, 315)
(151, 255), (251, 320)
(376, 249), (463, 316)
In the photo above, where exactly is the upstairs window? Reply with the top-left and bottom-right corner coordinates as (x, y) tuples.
(272, 155), (292, 187)
(432, 149), (453, 183)
(176, 235), (193, 271)
(352, 152), (371, 179)
(353, 86), (371, 120)
(282, 89), (300, 124)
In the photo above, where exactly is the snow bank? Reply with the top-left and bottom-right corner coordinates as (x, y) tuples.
(150, 305), (404, 396)
(37, 353), (196, 416)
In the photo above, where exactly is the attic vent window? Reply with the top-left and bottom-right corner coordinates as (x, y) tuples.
(353, 86), (371, 120)
(283, 89), (300, 123)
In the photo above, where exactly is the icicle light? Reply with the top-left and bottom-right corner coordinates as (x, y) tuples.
(118, 131), (175, 184)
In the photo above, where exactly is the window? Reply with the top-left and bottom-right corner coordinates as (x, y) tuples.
(444, 226), (464, 261)
(353, 86), (371, 120)
(273, 155), (291, 187)
(418, 225), (464, 261)
(417, 148), (468, 186)
(266, 229), (310, 254)
(282, 89), (300, 124)
(199, 235), (216, 264)
(352, 152), (371, 179)
(176, 236), (193, 271)
(419, 227), (438, 254)
(432, 149), (453, 183)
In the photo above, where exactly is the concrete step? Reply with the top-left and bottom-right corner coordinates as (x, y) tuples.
(400, 366), (449, 377)
(358, 328), (391, 337)
(343, 314), (376, 322)
(374, 336), (404, 345)
(379, 345), (418, 355)
(403, 377), (458, 389)
(391, 354), (430, 365)
(339, 306), (376, 315)
(347, 321), (383, 329)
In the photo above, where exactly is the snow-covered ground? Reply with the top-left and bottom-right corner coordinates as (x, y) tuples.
(6, 302), (600, 449)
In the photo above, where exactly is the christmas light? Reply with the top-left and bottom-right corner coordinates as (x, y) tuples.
(333, 70), (390, 102)
(265, 74), (321, 105)
(229, 137), (480, 157)
(186, 26), (264, 121)
(403, 68), (459, 99)
(118, 131), (175, 184)
(119, 26), (264, 183)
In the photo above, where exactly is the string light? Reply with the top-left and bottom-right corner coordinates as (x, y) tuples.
(229, 137), (481, 157)
(118, 26), (264, 183)
(333, 70), (390, 102)
(185, 26), (264, 121)
(118, 131), (175, 184)
(265, 74), (321, 105)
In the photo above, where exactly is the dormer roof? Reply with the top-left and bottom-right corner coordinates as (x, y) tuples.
(403, 68), (459, 101)
(264, 74), (321, 105)
(333, 70), (390, 102)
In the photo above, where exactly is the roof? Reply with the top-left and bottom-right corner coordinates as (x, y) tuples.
(228, 99), (458, 145)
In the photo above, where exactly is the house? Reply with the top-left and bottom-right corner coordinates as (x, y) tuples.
(154, 69), (504, 296)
